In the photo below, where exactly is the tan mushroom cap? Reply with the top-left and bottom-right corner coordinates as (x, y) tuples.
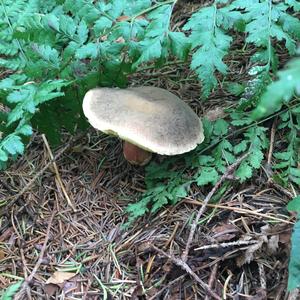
(82, 86), (204, 155)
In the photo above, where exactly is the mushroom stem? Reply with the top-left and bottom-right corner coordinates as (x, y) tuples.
(123, 141), (152, 166)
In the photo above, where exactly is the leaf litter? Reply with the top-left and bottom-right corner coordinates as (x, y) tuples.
(0, 1), (297, 299)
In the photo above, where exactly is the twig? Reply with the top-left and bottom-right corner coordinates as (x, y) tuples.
(181, 153), (249, 262)
(42, 134), (76, 211)
(195, 239), (258, 251)
(150, 244), (222, 300)
(267, 117), (277, 165)
(258, 262), (266, 290)
(148, 273), (185, 300)
(183, 198), (293, 224)
(204, 263), (219, 300)
(14, 210), (56, 299)
(223, 270), (233, 299)
(1, 133), (83, 216)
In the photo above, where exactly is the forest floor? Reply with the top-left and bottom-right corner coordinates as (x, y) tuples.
(0, 1), (297, 300)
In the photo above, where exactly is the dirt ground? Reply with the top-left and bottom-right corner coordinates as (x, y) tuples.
(0, 1), (298, 300)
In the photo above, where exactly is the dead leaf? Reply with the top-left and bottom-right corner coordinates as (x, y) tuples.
(0, 227), (13, 242)
(0, 250), (5, 260)
(44, 283), (59, 297)
(211, 223), (239, 242)
(279, 229), (291, 244)
(46, 271), (76, 285)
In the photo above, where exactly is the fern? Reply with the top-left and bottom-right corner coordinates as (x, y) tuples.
(233, 0), (300, 67)
(287, 196), (300, 291)
(253, 58), (300, 118)
(183, 2), (241, 97)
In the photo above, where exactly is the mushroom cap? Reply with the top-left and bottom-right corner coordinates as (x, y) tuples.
(82, 86), (204, 155)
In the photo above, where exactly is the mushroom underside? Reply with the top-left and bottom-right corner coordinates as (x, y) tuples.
(123, 141), (152, 166)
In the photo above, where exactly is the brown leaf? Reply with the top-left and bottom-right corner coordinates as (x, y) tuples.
(0, 250), (5, 260)
(44, 283), (59, 297)
(279, 230), (291, 244)
(0, 228), (13, 242)
(211, 223), (239, 242)
(46, 271), (76, 285)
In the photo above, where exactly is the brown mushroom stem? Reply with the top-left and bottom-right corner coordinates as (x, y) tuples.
(123, 141), (152, 166)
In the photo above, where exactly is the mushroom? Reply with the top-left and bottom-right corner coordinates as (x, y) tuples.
(82, 86), (204, 166)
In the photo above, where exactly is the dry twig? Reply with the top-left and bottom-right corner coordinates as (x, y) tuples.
(204, 263), (219, 300)
(42, 134), (76, 211)
(183, 198), (293, 224)
(150, 244), (222, 300)
(181, 153), (249, 262)
(267, 117), (277, 165)
(14, 210), (56, 299)
(1, 134), (83, 216)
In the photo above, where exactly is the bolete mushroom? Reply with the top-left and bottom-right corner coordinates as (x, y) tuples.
(82, 86), (204, 166)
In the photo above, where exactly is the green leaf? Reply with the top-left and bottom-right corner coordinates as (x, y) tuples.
(184, 5), (234, 97)
(236, 161), (252, 182)
(287, 196), (300, 212)
(77, 20), (88, 44)
(252, 58), (300, 119)
(3, 135), (24, 155)
(248, 149), (264, 169)
(213, 119), (229, 136)
(75, 43), (99, 59)
(31, 44), (61, 69)
(234, 140), (248, 154)
(17, 124), (32, 136)
(0, 149), (8, 162)
(94, 17), (113, 35)
(225, 82), (245, 96)
(133, 39), (162, 68)
(1, 280), (23, 300)
(288, 218), (300, 290)
(196, 167), (219, 186)
(168, 31), (190, 60)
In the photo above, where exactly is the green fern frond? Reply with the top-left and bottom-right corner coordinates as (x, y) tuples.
(183, 4), (241, 97)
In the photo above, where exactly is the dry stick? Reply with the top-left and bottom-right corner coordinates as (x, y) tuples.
(204, 263), (219, 300)
(267, 117), (277, 165)
(183, 198), (293, 224)
(195, 239), (259, 251)
(181, 153), (249, 262)
(1, 134), (82, 215)
(14, 210), (56, 300)
(42, 134), (76, 211)
(151, 244), (222, 300)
